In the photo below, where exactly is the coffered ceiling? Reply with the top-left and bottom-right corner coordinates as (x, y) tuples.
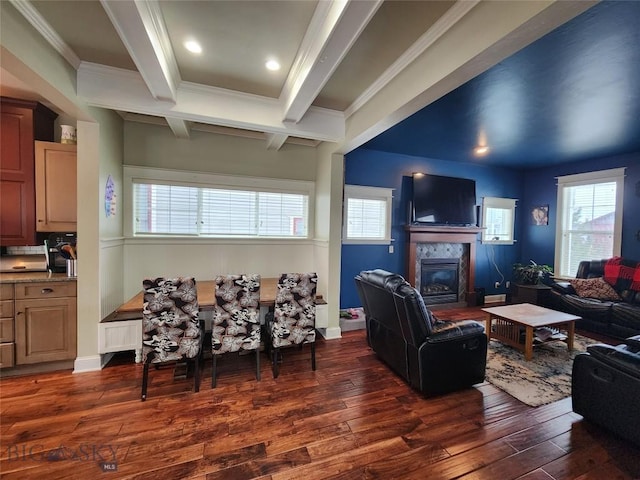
(4, 0), (637, 168)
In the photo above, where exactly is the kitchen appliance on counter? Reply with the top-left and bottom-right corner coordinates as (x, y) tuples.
(44, 232), (77, 273)
(0, 253), (48, 273)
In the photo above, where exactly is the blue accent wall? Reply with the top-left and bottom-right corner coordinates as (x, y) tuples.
(341, 148), (523, 308)
(519, 152), (640, 266)
(342, 149), (640, 309)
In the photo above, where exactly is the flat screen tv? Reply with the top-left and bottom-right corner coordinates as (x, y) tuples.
(411, 173), (477, 226)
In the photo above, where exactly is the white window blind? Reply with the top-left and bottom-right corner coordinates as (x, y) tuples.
(133, 183), (308, 238)
(343, 185), (393, 244)
(347, 198), (386, 239)
(481, 197), (517, 245)
(555, 168), (625, 277)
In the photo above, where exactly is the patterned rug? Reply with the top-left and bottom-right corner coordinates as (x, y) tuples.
(485, 333), (600, 407)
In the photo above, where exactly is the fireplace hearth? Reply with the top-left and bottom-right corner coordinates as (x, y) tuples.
(420, 259), (459, 305)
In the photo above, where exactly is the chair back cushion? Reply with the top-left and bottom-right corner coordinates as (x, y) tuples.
(212, 274), (261, 353)
(355, 270), (434, 345)
(272, 273), (317, 347)
(142, 277), (200, 364)
(393, 282), (434, 345)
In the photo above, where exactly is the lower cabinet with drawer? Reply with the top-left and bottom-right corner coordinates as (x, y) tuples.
(13, 281), (77, 365)
(0, 284), (15, 368)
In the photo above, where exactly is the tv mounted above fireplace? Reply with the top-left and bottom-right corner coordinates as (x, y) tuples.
(411, 173), (477, 226)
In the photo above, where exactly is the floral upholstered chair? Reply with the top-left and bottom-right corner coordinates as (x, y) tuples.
(211, 274), (261, 387)
(141, 277), (202, 401)
(267, 272), (318, 378)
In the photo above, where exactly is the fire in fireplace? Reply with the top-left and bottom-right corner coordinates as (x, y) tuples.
(420, 258), (460, 305)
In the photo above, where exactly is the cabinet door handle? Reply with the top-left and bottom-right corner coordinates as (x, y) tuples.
(41, 288), (54, 294)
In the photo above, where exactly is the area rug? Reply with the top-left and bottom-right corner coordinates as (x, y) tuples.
(485, 333), (600, 407)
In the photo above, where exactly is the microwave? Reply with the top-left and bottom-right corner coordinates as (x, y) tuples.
(44, 232), (77, 273)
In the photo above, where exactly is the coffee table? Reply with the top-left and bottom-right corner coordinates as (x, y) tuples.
(481, 303), (581, 360)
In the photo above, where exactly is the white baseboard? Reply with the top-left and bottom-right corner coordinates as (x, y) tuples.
(73, 355), (103, 373)
(318, 326), (342, 340)
(485, 294), (506, 304)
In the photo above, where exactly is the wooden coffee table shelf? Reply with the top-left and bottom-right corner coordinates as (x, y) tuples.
(481, 303), (581, 360)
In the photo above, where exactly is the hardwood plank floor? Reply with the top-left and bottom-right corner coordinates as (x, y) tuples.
(1, 305), (639, 479)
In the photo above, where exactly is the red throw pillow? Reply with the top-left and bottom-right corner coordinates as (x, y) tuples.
(603, 257), (640, 292)
(569, 277), (622, 301)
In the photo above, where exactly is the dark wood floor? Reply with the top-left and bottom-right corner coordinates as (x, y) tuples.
(1, 306), (639, 479)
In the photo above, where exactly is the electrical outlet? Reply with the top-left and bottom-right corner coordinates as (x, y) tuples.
(506, 281), (510, 289)
(495, 281), (501, 288)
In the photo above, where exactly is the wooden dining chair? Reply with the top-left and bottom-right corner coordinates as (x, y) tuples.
(141, 277), (202, 401)
(267, 272), (318, 378)
(211, 274), (261, 387)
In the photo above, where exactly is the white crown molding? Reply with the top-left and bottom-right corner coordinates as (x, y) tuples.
(10, 0), (81, 69)
(345, 0), (480, 118)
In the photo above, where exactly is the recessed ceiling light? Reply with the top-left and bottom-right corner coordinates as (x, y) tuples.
(474, 146), (490, 156)
(265, 59), (280, 71)
(184, 40), (202, 54)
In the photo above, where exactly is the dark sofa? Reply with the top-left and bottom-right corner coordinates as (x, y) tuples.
(548, 258), (640, 339)
(572, 335), (640, 446)
(354, 269), (487, 395)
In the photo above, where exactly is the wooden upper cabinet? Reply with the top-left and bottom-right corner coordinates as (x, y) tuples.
(0, 98), (57, 246)
(35, 141), (77, 232)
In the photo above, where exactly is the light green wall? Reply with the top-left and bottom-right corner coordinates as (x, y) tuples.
(124, 122), (317, 181)
(97, 109), (124, 240)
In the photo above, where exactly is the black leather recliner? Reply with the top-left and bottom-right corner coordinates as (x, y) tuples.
(354, 269), (487, 395)
(572, 335), (640, 446)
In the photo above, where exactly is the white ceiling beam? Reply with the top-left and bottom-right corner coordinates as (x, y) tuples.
(265, 133), (288, 150)
(100, 0), (179, 103)
(165, 117), (191, 139)
(280, 0), (382, 124)
(77, 63), (344, 142)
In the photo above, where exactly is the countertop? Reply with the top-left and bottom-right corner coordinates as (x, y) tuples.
(0, 272), (76, 283)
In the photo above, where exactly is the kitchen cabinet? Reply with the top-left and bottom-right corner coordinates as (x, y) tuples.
(0, 98), (57, 246)
(35, 141), (77, 232)
(0, 284), (15, 368)
(14, 281), (77, 365)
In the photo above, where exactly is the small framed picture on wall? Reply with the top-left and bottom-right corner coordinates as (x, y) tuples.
(531, 205), (549, 225)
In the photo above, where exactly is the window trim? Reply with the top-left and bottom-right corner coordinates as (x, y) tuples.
(480, 196), (517, 245)
(123, 165), (315, 239)
(554, 167), (625, 277)
(342, 184), (393, 245)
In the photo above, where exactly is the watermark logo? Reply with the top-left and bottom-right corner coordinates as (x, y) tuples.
(5, 444), (119, 472)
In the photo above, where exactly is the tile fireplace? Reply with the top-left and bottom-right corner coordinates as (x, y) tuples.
(406, 225), (483, 307)
(420, 258), (460, 305)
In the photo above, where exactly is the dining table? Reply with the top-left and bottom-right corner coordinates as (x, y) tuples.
(104, 277), (324, 322)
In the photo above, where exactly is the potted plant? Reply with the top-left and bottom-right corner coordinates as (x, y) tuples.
(513, 261), (553, 285)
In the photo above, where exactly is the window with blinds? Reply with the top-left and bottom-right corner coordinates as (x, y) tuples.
(481, 197), (517, 245)
(343, 185), (393, 244)
(555, 168), (625, 277)
(133, 183), (308, 237)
